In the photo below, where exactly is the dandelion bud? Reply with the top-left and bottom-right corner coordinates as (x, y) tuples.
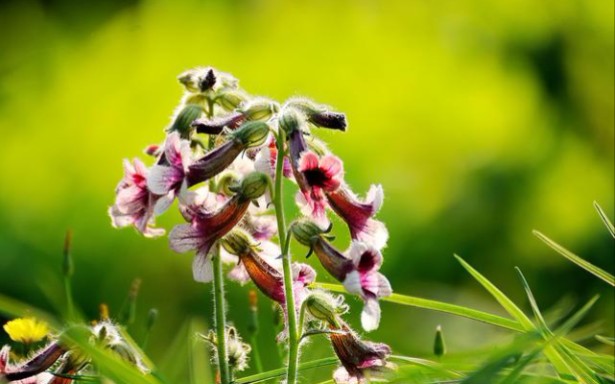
(237, 172), (269, 200)
(240, 98), (279, 121)
(290, 219), (325, 246)
(433, 325), (446, 357)
(304, 292), (344, 328)
(232, 121), (270, 148)
(217, 89), (248, 111)
(221, 229), (254, 256)
(168, 104), (204, 138)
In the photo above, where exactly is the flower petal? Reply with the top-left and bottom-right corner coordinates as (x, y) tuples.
(168, 224), (202, 253)
(342, 270), (362, 295)
(147, 164), (184, 195)
(298, 151), (319, 172)
(193, 251), (214, 283)
(319, 154), (343, 179)
(361, 298), (381, 332)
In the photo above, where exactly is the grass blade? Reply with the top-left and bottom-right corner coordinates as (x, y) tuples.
(234, 357), (339, 384)
(312, 282), (523, 332)
(533, 231), (614, 286)
(594, 201), (615, 238)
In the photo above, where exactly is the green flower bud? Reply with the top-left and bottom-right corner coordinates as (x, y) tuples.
(216, 172), (242, 196)
(433, 325), (446, 357)
(167, 104), (203, 138)
(304, 291), (347, 328)
(290, 219), (326, 246)
(279, 108), (301, 135)
(221, 229), (254, 256)
(237, 172), (269, 200)
(232, 121), (270, 148)
(146, 308), (158, 331)
(240, 98), (280, 121)
(216, 88), (249, 111)
(177, 69), (201, 93)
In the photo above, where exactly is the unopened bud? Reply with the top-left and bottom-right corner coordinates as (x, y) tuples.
(146, 308), (158, 331)
(232, 121), (270, 148)
(433, 325), (446, 357)
(144, 144), (161, 157)
(216, 172), (241, 196)
(178, 69), (201, 93)
(248, 290), (258, 312)
(168, 104), (203, 138)
(199, 69), (216, 92)
(192, 112), (245, 135)
(305, 292), (344, 327)
(240, 98), (279, 121)
(99, 303), (109, 321)
(290, 219), (325, 246)
(309, 111), (347, 131)
(216, 89), (249, 111)
(63, 229), (74, 278)
(278, 108), (302, 135)
(221, 229), (254, 256)
(237, 172), (269, 200)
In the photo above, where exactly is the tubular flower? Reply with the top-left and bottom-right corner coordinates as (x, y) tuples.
(329, 322), (394, 384)
(221, 231), (315, 308)
(108, 158), (170, 238)
(187, 121), (270, 186)
(292, 220), (391, 331)
(147, 132), (193, 197)
(326, 184), (388, 250)
(169, 173), (267, 283)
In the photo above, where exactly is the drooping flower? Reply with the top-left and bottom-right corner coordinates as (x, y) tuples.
(291, 220), (392, 331)
(169, 172), (268, 283)
(329, 322), (394, 384)
(147, 131), (193, 197)
(326, 184), (388, 250)
(109, 158), (170, 238)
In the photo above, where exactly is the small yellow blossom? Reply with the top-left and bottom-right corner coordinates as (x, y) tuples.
(3, 317), (49, 344)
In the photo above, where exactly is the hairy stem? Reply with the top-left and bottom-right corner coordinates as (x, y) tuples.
(273, 128), (300, 384)
(212, 245), (231, 384)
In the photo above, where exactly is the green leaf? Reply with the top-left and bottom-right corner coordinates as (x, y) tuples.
(533, 230), (614, 286)
(234, 357), (339, 384)
(595, 335), (615, 347)
(594, 201), (615, 238)
(312, 282), (523, 332)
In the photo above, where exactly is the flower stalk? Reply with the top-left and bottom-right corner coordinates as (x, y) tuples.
(212, 244), (231, 384)
(273, 128), (300, 384)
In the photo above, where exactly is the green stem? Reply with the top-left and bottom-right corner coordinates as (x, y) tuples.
(212, 245), (231, 384)
(273, 129), (300, 384)
(63, 277), (74, 321)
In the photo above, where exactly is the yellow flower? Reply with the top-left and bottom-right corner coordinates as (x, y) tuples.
(3, 317), (49, 344)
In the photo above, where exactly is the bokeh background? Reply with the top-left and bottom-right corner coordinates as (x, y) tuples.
(0, 0), (613, 382)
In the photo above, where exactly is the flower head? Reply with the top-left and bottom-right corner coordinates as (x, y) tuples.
(3, 318), (49, 344)
(109, 158), (169, 238)
(147, 132), (193, 197)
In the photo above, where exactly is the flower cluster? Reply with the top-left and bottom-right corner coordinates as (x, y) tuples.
(109, 67), (393, 384)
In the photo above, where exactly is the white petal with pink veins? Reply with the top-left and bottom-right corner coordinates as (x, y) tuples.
(361, 298), (381, 332)
(148, 164), (183, 195)
(356, 219), (389, 250)
(193, 251), (214, 283)
(168, 224), (202, 253)
(366, 184), (384, 213)
(376, 273), (393, 297)
(153, 191), (175, 215)
(342, 270), (363, 295)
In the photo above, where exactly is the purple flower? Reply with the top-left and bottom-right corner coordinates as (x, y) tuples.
(329, 322), (393, 384)
(326, 184), (388, 250)
(147, 132), (193, 197)
(109, 158), (170, 238)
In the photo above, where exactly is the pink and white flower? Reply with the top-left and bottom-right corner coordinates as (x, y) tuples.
(326, 184), (388, 250)
(147, 132), (193, 198)
(109, 158), (170, 238)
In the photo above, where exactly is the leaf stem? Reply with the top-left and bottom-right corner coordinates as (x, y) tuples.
(273, 128), (300, 384)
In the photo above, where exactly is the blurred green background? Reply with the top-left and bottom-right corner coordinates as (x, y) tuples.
(0, 0), (613, 382)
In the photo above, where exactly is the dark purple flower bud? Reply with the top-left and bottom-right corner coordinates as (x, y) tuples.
(1, 342), (67, 382)
(329, 322), (394, 384)
(308, 111), (347, 131)
(191, 112), (245, 135)
(199, 68), (216, 92)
